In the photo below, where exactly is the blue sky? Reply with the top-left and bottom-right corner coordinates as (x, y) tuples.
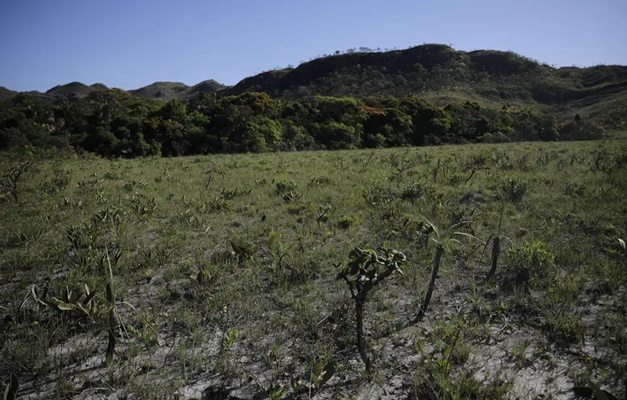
(1, 0), (626, 92)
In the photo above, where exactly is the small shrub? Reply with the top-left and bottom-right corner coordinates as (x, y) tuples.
(220, 187), (252, 199)
(122, 179), (147, 191)
(230, 238), (256, 261)
(131, 196), (157, 216)
(2, 160), (34, 203)
(506, 240), (555, 286)
(337, 215), (358, 229)
(448, 172), (466, 185)
(362, 182), (396, 206)
(275, 180), (297, 194)
(307, 176), (333, 187)
(281, 191), (302, 203)
(286, 203), (307, 215)
(103, 171), (119, 180)
(40, 167), (71, 194)
(401, 182), (426, 202)
(499, 177), (528, 202)
(207, 197), (230, 211)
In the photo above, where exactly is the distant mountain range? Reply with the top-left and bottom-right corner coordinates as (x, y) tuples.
(0, 79), (226, 103)
(2, 44), (626, 127)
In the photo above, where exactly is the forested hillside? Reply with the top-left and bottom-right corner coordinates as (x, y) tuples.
(1, 44), (624, 157)
(226, 44), (627, 127)
(0, 88), (607, 157)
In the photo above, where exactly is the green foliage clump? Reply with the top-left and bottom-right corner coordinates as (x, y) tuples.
(509, 240), (555, 268)
(275, 179), (297, 194)
(506, 240), (555, 286)
(401, 182), (426, 202)
(499, 177), (528, 202)
(336, 215), (359, 229)
(40, 167), (71, 195)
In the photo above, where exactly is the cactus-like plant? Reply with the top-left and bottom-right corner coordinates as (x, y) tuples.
(488, 202), (507, 278)
(104, 246), (119, 366)
(415, 218), (476, 322)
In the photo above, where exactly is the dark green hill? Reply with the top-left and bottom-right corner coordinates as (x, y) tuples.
(129, 80), (225, 100)
(45, 81), (108, 101)
(1, 80), (224, 104)
(467, 49), (541, 76)
(90, 83), (109, 90)
(1, 83), (109, 105)
(0, 86), (16, 101)
(225, 44), (626, 126)
(47, 81), (92, 95)
(229, 69), (291, 94)
(1, 44), (625, 127)
(129, 81), (190, 101)
(226, 44), (533, 98)
(188, 79), (226, 95)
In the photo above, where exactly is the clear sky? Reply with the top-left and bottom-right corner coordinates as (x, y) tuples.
(1, 0), (626, 92)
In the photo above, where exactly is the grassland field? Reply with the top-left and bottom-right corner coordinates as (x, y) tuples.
(0, 138), (626, 399)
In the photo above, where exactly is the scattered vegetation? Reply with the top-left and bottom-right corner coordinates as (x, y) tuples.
(0, 139), (625, 399)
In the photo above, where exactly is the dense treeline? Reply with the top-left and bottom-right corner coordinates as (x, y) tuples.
(0, 89), (604, 157)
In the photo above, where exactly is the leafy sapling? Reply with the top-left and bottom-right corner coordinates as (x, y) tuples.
(463, 153), (494, 183)
(335, 247), (407, 374)
(389, 150), (416, 186)
(219, 305), (238, 356)
(2, 161), (33, 204)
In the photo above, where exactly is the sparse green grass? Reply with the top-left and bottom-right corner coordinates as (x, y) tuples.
(1, 139), (626, 399)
